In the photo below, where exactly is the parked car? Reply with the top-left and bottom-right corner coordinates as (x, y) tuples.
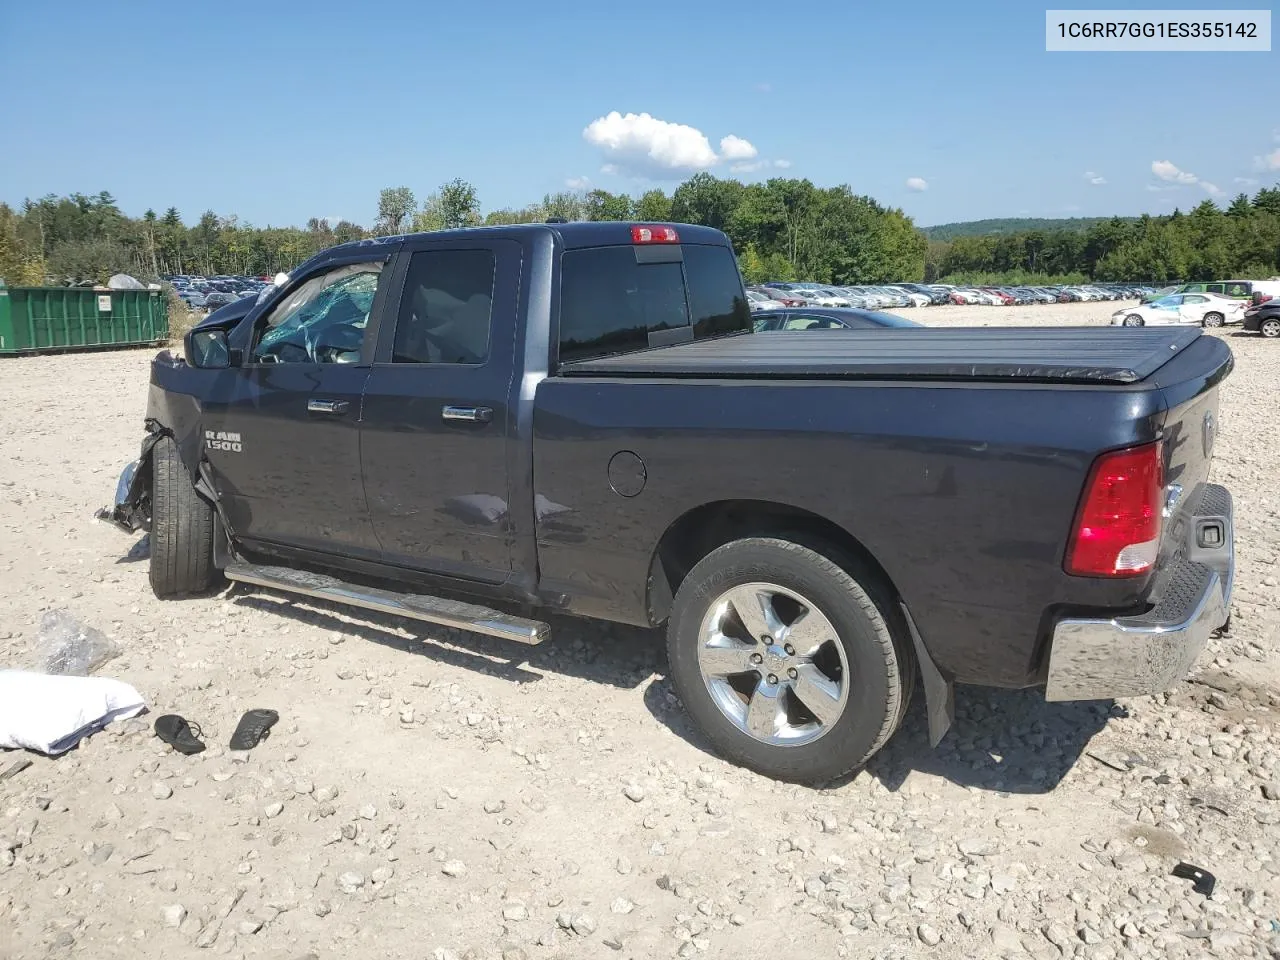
(790, 288), (853, 308)
(749, 287), (807, 307)
(1242, 300), (1280, 338)
(746, 289), (784, 312)
(1112, 293), (1246, 328)
(752, 307), (921, 331)
(98, 221), (1235, 785)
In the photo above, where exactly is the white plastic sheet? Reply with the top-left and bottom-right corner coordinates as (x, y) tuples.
(0, 670), (145, 755)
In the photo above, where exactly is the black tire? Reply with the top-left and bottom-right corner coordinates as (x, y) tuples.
(666, 537), (914, 783)
(149, 435), (219, 598)
(1202, 312), (1225, 328)
(1261, 318), (1280, 339)
(1123, 315), (1144, 327)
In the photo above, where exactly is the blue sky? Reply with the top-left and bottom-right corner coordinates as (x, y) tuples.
(1, 0), (1275, 228)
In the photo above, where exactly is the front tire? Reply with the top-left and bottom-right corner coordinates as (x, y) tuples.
(1202, 312), (1225, 328)
(149, 435), (219, 598)
(666, 537), (914, 783)
(1123, 315), (1145, 327)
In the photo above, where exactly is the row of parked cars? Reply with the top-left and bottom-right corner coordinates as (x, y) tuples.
(165, 274), (273, 312)
(745, 282), (1158, 312)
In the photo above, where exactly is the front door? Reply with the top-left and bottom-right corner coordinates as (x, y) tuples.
(201, 258), (390, 557)
(360, 238), (521, 583)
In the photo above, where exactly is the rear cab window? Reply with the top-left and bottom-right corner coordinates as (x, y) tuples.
(557, 241), (750, 366)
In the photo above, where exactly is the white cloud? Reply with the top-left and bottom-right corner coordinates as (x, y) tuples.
(565, 176), (591, 190)
(1152, 160), (1198, 184)
(730, 161), (764, 173)
(1084, 171), (1107, 185)
(773, 159), (792, 169)
(1234, 176), (1259, 186)
(1201, 181), (1223, 197)
(719, 135), (758, 161)
(1254, 148), (1280, 171)
(583, 111), (723, 177)
(905, 177), (929, 192)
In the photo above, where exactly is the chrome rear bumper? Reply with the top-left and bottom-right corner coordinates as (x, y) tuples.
(1045, 483), (1233, 702)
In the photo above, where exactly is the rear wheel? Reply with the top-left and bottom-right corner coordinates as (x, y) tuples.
(1123, 314), (1144, 327)
(1261, 318), (1280, 339)
(149, 435), (219, 598)
(666, 537), (914, 783)
(1202, 312), (1225, 328)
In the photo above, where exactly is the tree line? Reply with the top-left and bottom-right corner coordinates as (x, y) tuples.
(928, 189), (1280, 284)
(2, 179), (1279, 289)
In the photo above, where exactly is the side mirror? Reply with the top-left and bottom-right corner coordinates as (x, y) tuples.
(187, 329), (240, 369)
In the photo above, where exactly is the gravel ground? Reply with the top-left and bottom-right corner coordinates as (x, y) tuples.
(1, 301), (1278, 960)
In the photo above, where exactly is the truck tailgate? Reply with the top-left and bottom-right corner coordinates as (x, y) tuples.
(560, 326), (1204, 384)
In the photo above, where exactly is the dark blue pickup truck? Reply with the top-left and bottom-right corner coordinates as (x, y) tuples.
(99, 221), (1235, 782)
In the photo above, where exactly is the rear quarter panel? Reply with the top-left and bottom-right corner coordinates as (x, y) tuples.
(533, 376), (1167, 687)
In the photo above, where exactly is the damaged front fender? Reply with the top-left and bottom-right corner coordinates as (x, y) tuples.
(93, 424), (167, 534)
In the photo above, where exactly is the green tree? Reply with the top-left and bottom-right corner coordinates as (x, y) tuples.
(634, 189), (672, 221)
(376, 186), (416, 235)
(439, 178), (480, 229)
(585, 189), (632, 221)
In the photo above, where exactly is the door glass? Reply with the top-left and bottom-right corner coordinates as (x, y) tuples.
(782, 315), (840, 330)
(392, 249), (496, 364)
(252, 262), (383, 364)
(1205, 283), (1224, 294)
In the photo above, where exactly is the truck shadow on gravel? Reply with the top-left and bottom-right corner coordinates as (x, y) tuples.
(228, 589), (666, 690)
(644, 680), (1123, 795)
(227, 586), (1119, 793)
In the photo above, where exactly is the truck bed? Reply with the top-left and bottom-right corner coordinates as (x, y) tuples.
(560, 326), (1203, 384)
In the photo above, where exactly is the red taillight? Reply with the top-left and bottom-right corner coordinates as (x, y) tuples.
(631, 225), (679, 244)
(1066, 441), (1164, 578)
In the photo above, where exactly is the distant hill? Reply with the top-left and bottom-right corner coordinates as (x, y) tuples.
(922, 217), (1140, 242)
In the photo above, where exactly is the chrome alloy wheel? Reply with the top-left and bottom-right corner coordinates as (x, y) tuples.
(696, 582), (850, 747)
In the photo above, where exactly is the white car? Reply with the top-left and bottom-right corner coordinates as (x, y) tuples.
(745, 289), (783, 312)
(1112, 292), (1245, 328)
(791, 288), (852, 308)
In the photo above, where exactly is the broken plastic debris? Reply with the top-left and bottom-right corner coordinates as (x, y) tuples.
(36, 609), (121, 676)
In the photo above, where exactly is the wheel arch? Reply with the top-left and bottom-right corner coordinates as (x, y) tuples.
(646, 499), (898, 629)
(648, 499), (955, 747)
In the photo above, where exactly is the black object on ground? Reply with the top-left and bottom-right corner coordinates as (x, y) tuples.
(1171, 862), (1216, 897)
(229, 709), (279, 750)
(154, 714), (206, 755)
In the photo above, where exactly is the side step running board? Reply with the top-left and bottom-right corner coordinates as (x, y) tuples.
(223, 562), (550, 645)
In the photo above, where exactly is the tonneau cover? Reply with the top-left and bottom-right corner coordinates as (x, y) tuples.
(560, 326), (1203, 385)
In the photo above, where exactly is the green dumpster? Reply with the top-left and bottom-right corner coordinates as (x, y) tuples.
(0, 283), (170, 355)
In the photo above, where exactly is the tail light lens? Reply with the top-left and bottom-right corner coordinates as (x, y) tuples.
(1066, 441), (1164, 578)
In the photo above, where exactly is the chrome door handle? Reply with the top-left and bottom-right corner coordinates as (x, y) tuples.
(307, 399), (349, 415)
(442, 405), (493, 423)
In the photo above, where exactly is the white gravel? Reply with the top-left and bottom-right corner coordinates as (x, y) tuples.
(1, 301), (1277, 958)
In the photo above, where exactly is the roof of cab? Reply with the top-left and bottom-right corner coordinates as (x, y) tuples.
(323, 221), (730, 257)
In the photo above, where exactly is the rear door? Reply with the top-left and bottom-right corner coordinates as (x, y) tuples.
(199, 256), (390, 556)
(359, 237), (522, 583)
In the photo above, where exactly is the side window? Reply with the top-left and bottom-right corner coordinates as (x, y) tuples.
(683, 244), (751, 338)
(1225, 282), (1248, 297)
(392, 249), (495, 364)
(1184, 295), (1208, 304)
(1205, 283), (1224, 294)
(252, 262), (383, 364)
(1183, 283), (1205, 293)
(782, 314), (840, 331)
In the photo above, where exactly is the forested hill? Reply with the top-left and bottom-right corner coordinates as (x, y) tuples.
(922, 217), (1138, 241)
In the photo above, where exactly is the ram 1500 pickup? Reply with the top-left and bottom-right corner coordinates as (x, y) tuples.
(98, 221), (1235, 783)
